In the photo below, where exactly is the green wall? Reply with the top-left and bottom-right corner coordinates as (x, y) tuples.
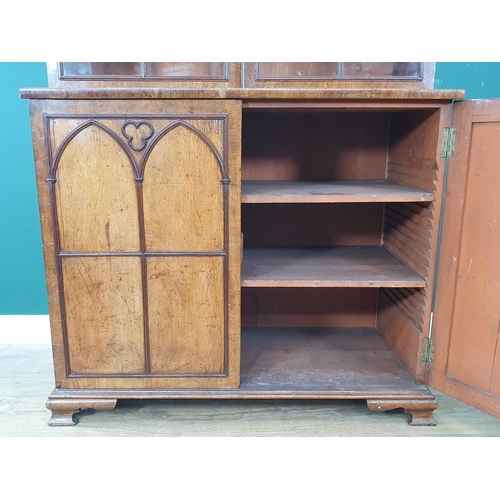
(1, 62), (500, 314)
(435, 62), (500, 99)
(0, 63), (48, 314)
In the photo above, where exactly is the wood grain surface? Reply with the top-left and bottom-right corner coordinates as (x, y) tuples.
(376, 104), (451, 383)
(241, 203), (383, 247)
(28, 99), (242, 390)
(62, 256), (145, 374)
(428, 100), (500, 419)
(238, 327), (423, 392)
(241, 246), (426, 288)
(55, 124), (140, 252)
(19, 88), (465, 100)
(242, 112), (388, 181)
(241, 180), (434, 203)
(242, 288), (377, 328)
(147, 256), (225, 375)
(143, 124), (224, 252)
(445, 121), (500, 393)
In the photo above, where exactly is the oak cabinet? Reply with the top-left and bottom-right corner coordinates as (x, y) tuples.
(22, 63), (499, 426)
(28, 99), (241, 398)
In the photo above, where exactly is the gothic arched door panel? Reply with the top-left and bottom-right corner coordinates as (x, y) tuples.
(29, 99), (241, 390)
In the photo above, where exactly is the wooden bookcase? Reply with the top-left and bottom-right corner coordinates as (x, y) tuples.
(21, 62), (472, 426)
(238, 104), (448, 425)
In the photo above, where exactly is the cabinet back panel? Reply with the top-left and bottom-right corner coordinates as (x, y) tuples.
(242, 113), (389, 181)
(242, 204), (383, 247)
(242, 288), (377, 327)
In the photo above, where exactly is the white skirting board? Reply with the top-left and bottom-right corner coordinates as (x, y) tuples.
(0, 315), (51, 344)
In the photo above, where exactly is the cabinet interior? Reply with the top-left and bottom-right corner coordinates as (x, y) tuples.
(240, 107), (441, 381)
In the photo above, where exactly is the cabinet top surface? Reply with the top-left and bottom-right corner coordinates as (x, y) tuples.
(19, 87), (465, 101)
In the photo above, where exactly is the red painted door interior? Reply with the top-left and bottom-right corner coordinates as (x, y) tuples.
(429, 99), (500, 419)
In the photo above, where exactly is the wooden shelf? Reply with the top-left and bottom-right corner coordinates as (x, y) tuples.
(241, 246), (425, 288)
(238, 327), (428, 394)
(241, 180), (434, 204)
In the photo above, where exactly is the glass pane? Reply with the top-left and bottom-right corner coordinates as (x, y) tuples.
(146, 62), (226, 77)
(342, 62), (421, 78)
(392, 62), (422, 77)
(258, 62), (339, 78)
(61, 62), (142, 77)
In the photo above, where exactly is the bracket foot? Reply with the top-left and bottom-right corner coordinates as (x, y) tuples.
(46, 398), (117, 426)
(367, 398), (438, 426)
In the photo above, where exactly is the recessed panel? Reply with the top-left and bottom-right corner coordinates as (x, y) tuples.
(447, 122), (500, 394)
(55, 124), (140, 252)
(143, 124), (224, 251)
(62, 257), (144, 374)
(148, 256), (225, 374)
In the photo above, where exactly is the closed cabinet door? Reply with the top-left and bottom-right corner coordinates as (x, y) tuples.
(429, 99), (500, 418)
(30, 99), (241, 389)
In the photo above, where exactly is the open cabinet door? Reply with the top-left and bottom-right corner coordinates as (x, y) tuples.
(428, 99), (500, 419)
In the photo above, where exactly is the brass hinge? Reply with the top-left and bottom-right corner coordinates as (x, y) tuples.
(441, 127), (457, 158)
(421, 338), (436, 364)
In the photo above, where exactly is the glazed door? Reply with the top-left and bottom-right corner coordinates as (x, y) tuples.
(30, 99), (241, 389)
(429, 99), (500, 419)
(48, 62), (242, 88)
(243, 62), (435, 89)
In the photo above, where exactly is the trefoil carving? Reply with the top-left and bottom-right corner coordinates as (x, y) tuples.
(122, 121), (155, 152)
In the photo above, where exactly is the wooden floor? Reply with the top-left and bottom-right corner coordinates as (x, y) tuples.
(1, 343), (500, 437)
